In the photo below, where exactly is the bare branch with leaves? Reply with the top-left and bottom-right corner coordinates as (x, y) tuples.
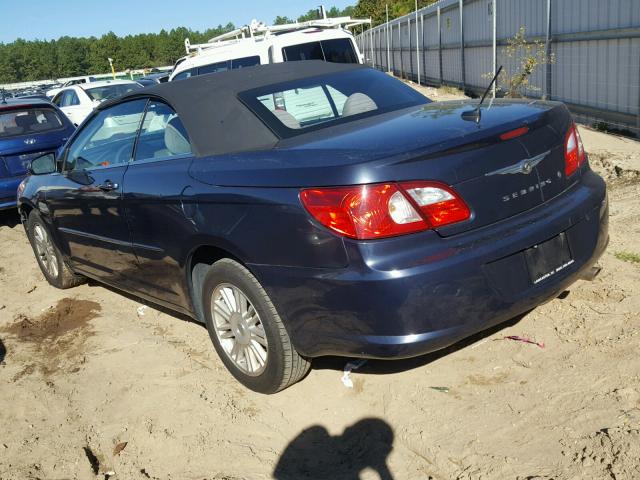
(485, 26), (556, 98)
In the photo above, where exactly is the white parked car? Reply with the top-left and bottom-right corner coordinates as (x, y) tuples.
(51, 80), (142, 126)
(170, 16), (369, 82)
(46, 76), (97, 98)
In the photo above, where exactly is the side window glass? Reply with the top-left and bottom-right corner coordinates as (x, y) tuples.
(64, 99), (147, 171)
(173, 69), (194, 81)
(199, 61), (229, 75)
(52, 93), (63, 107)
(60, 90), (77, 108)
(230, 56), (260, 69)
(134, 101), (192, 161)
(68, 91), (80, 106)
(60, 91), (71, 107)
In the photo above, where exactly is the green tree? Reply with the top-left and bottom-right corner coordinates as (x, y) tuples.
(88, 32), (120, 74)
(354, 0), (437, 27)
(274, 5), (357, 25)
(0, 23), (237, 83)
(274, 16), (294, 25)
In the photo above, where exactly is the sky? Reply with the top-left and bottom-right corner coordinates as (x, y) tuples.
(0, 0), (355, 43)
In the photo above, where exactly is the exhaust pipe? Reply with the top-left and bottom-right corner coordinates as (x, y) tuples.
(581, 265), (602, 281)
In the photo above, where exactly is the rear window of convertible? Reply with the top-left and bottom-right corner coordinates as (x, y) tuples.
(237, 69), (428, 138)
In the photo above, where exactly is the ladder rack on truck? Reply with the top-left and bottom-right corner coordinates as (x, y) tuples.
(184, 17), (371, 55)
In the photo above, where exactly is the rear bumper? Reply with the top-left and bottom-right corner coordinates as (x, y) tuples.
(0, 176), (24, 210)
(250, 170), (608, 359)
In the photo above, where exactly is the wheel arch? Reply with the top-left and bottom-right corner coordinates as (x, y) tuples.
(18, 200), (35, 224)
(185, 241), (248, 323)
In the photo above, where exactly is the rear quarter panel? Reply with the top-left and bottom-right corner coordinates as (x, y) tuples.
(183, 179), (348, 269)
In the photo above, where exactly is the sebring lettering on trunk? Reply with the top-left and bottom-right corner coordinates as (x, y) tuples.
(501, 178), (554, 203)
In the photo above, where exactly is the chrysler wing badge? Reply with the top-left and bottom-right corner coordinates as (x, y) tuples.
(485, 150), (550, 176)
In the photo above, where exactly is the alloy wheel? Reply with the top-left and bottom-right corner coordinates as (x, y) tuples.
(33, 224), (58, 278)
(211, 283), (268, 376)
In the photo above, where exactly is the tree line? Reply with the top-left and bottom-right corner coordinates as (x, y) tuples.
(278, 1), (437, 26)
(0, 25), (234, 83)
(0, 1), (436, 83)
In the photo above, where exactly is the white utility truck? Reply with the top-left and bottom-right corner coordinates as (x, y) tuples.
(169, 11), (370, 82)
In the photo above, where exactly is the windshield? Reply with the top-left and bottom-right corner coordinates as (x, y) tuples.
(0, 107), (65, 138)
(238, 68), (428, 138)
(85, 83), (142, 102)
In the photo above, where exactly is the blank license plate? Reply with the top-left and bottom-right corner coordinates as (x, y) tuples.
(524, 233), (574, 284)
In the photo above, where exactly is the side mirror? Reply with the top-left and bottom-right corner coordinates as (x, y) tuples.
(29, 153), (57, 175)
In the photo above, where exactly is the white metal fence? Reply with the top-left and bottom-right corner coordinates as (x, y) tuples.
(356, 0), (640, 137)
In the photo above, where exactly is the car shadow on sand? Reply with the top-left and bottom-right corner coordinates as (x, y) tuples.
(312, 312), (529, 376)
(0, 209), (21, 229)
(273, 417), (394, 480)
(87, 280), (203, 326)
(0, 338), (6, 364)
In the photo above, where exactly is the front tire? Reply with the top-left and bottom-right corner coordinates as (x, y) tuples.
(200, 259), (310, 394)
(26, 210), (85, 289)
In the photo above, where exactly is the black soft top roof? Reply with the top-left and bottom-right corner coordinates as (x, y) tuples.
(100, 60), (368, 157)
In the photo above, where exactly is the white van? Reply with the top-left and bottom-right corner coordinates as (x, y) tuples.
(169, 17), (370, 82)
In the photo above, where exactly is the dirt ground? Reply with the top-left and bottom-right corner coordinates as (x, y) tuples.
(1, 103), (639, 479)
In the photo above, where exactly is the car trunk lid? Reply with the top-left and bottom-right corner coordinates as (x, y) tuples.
(190, 99), (574, 236)
(0, 133), (68, 178)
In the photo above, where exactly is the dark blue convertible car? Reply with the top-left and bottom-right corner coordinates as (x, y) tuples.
(1, 97), (74, 210)
(18, 62), (608, 393)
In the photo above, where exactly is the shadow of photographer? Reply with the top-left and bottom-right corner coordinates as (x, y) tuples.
(274, 417), (394, 480)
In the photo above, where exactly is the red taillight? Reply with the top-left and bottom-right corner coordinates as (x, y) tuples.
(300, 184), (427, 239)
(400, 181), (471, 228)
(564, 123), (586, 177)
(17, 178), (27, 196)
(300, 181), (470, 240)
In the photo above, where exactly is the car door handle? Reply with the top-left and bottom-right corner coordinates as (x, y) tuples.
(97, 180), (119, 192)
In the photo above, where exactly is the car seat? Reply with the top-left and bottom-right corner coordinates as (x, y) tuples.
(154, 117), (191, 158)
(14, 114), (36, 134)
(271, 109), (300, 129)
(342, 93), (378, 117)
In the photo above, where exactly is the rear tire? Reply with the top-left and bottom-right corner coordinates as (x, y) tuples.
(26, 210), (85, 289)
(199, 259), (310, 394)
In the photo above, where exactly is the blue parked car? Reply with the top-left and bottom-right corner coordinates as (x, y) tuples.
(1, 97), (74, 210)
(17, 62), (608, 393)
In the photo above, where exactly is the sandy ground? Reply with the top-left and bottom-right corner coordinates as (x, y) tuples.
(1, 98), (640, 479)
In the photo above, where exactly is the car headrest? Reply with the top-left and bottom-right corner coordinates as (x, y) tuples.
(342, 93), (378, 117)
(165, 117), (191, 156)
(14, 114), (35, 130)
(271, 109), (300, 129)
